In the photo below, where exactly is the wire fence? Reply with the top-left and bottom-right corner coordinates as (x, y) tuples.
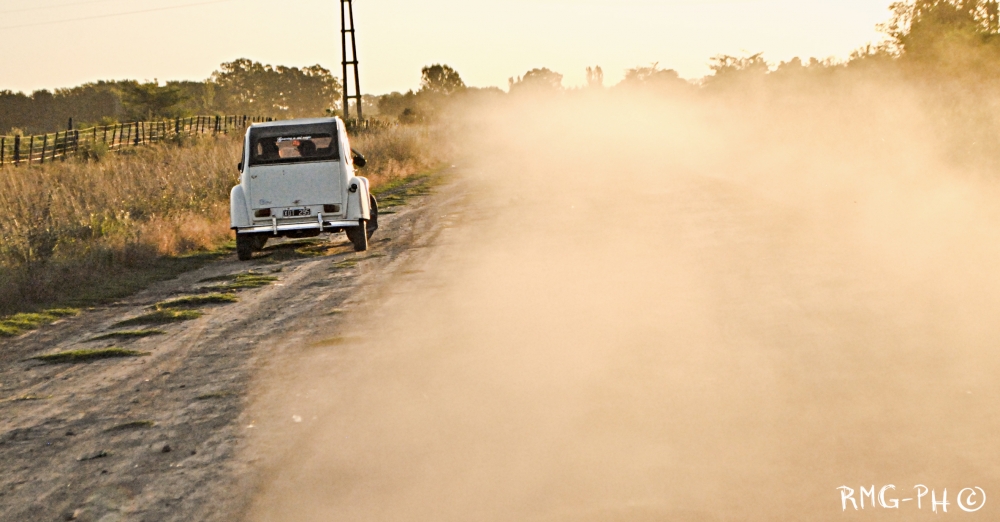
(0, 115), (401, 168)
(0, 115), (273, 168)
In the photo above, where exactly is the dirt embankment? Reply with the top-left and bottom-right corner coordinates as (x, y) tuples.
(0, 173), (457, 521)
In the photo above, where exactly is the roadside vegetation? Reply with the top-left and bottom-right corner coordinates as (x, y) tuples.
(0, 122), (441, 322)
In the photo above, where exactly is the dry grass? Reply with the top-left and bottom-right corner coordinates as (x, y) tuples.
(0, 123), (441, 318)
(0, 135), (237, 315)
(350, 124), (443, 187)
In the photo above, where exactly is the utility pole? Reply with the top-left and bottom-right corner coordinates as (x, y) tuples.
(341, 0), (363, 120)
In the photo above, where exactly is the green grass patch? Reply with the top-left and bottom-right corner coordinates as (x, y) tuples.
(114, 309), (202, 327)
(3, 249), (233, 319)
(33, 347), (148, 364)
(332, 259), (359, 270)
(0, 308), (81, 337)
(106, 420), (155, 432)
(202, 273), (279, 292)
(89, 329), (166, 341)
(372, 172), (441, 209)
(155, 293), (238, 310)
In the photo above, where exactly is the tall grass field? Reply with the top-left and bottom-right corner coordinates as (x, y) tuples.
(0, 123), (440, 318)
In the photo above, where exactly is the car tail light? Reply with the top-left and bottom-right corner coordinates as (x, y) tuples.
(254, 209), (271, 218)
(323, 204), (340, 213)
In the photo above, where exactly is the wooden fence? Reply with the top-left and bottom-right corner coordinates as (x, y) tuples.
(0, 115), (272, 167)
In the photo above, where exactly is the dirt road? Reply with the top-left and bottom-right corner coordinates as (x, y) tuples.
(239, 95), (1000, 521)
(6, 100), (1000, 521)
(0, 174), (459, 521)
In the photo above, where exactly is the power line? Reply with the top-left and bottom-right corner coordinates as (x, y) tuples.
(0, 0), (238, 30)
(0, 0), (118, 15)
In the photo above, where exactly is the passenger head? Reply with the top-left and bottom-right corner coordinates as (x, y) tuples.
(298, 140), (317, 157)
(259, 139), (279, 159)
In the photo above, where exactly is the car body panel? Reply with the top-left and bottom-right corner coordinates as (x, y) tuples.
(230, 117), (369, 235)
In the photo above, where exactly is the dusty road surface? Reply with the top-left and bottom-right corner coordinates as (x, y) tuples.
(6, 97), (1000, 521)
(0, 174), (454, 521)
(243, 101), (1000, 522)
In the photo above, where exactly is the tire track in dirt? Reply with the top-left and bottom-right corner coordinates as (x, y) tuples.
(0, 171), (460, 521)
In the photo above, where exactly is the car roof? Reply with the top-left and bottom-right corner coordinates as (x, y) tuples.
(250, 117), (341, 129)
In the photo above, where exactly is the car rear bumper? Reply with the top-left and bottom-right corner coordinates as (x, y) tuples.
(233, 216), (361, 235)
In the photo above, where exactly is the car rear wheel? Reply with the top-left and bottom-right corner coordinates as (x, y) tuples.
(367, 195), (379, 239)
(236, 233), (254, 261)
(251, 234), (268, 251)
(346, 220), (368, 252)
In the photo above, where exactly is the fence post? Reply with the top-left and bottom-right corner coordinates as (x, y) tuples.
(41, 134), (47, 164)
(134, 122), (140, 146)
(1, 137), (5, 166)
(175, 117), (180, 136)
(13, 135), (20, 166)
(74, 129), (80, 153)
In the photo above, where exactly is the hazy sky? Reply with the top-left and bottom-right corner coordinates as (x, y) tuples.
(0, 0), (895, 94)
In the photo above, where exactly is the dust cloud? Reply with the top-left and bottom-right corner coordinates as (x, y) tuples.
(243, 80), (1000, 520)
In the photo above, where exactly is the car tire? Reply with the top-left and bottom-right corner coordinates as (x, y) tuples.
(236, 233), (254, 261)
(367, 195), (379, 239)
(346, 220), (368, 252)
(251, 234), (268, 251)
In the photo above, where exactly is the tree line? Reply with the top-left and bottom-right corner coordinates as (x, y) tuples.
(4, 1), (997, 134)
(1, 59), (342, 135)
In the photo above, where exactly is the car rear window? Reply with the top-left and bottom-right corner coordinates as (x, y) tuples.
(248, 123), (340, 166)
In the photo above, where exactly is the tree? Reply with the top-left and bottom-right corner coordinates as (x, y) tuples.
(377, 90), (420, 120)
(212, 59), (342, 118)
(420, 64), (466, 95)
(877, 1), (1000, 75)
(586, 66), (604, 89)
(509, 68), (563, 94)
(122, 81), (189, 120)
(618, 63), (689, 91)
(881, 1), (1000, 54)
(701, 53), (770, 90)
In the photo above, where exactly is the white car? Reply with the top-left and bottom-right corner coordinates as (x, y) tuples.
(230, 117), (377, 260)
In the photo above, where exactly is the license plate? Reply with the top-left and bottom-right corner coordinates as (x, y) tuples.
(282, 207), (312, 217)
